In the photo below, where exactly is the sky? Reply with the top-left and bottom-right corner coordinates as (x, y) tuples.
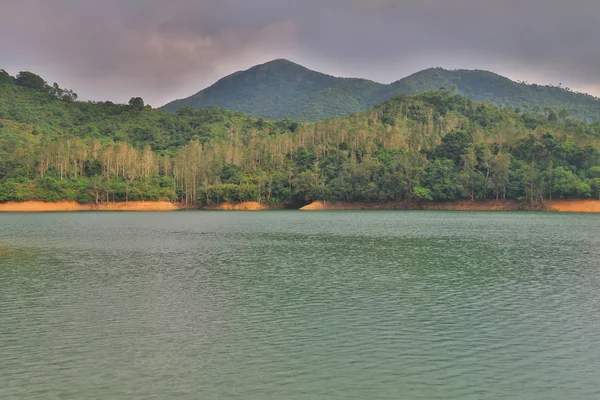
(1, 0), (599, 107)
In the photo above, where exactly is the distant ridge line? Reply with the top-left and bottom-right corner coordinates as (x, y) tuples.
(159, 59), (600, 123)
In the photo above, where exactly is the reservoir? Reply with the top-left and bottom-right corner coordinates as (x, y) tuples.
(1, 211), (600, 399)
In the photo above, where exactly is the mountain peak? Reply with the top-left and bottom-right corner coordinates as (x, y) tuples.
(246, 58), (314, 75)
(259, 58), (297, 66)
(159, 59), (386, 120)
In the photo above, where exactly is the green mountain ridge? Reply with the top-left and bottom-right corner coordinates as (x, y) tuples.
(160, 59), (388, 121)
(160, 60), (600, 122)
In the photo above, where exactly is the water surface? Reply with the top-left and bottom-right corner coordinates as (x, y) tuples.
(1, 211), (600, 399)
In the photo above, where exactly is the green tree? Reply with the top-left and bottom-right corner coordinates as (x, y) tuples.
(0, 70), (13, 85)
(128, 97), (145, 110)
(552, 167), (579, 199)
(219, 164), (244, 185)
(424, 159), (459, 201)
(435, 131), (473, 164)
(292, 171), (319, 203)
(558, 108), (569, 122)
(460, 146), (484, 201)
(15, 71), (47, 91)
(491, 152), (510, 200)
(412, 186), (433, 201)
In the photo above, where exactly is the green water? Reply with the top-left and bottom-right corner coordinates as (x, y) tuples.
(1, 211), (600, 399)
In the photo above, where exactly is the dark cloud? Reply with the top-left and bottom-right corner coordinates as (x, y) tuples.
(1, 0), (598, 106)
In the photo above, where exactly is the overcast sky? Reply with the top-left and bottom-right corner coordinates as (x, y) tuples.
(1, 0), (599, 106)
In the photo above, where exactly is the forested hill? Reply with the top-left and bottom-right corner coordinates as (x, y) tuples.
(391, 68), (600, 123)
(160, 59), (600, 122)
(160, 59), (388, 121)
(2, 69), (600, 207)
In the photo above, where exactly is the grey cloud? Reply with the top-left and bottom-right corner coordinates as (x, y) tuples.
(0, 0), (301, 104)
(0, 0), (599, 106)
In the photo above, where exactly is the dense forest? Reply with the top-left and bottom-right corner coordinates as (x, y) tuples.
(390, 68), (600, 123)
(160, 59), (600, 122)
(2, 69), (600, 207)
(160, 59), (388, 121)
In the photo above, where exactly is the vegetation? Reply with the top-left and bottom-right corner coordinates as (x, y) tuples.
(160, 59), (388, 121)
(160, 60), (600, 122)
(2, 69), (600, 207)
(391, 68), (600, 123)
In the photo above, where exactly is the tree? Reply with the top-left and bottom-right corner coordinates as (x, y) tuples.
(478, 144), (494, 198)
(551, 167), (578, 199)
(490, 152), (510, 200)
(587, 167), (600, 199)
(128, 97), (145, 110)
(412, 186), (433, 201)
(424, 159), (459, 201)
(435, 130), (473, 164)
(88, 176), (106, 204)
(15, 72), (47, 91)
(292, 171), (318, 203)
(0, 70), (13, 85)
(523, 163), (545, 205)
(544, 106), (558, 122)
(219, 164), (244, 185)
(558, 108), (569, 122)
(460, 146), (483, 201)
(575, 182), (592, 198)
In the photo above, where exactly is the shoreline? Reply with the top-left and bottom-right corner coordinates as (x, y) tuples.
(299, 199), (600, 212)
(202, 201), (284, 211)
(0, 201), (282, 212)
(0, 201), (183, 212)
(2, 199), (600, 212)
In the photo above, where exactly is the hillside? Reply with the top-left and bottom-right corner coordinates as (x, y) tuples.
(160, 59), (387, 121)
(161, 60), (600, 122)
(2, 69), (600, 207)
(391, 68), (600, 122)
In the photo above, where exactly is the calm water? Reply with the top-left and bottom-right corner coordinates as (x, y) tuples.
(1, 211), (600, 399)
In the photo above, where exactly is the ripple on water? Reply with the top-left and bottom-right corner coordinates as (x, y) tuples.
(1, 211), (600, 399)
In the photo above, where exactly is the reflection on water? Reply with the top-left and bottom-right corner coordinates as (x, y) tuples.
(1, 211), (600, 399)
(0, 247), (38, 263)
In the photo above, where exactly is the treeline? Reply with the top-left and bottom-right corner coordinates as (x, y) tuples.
(2, 70), (600, 206)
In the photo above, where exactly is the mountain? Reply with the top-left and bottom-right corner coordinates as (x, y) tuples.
(389, 68), (600, 122)
(160, 59), (387, 121)
(160, 60), (600, 122)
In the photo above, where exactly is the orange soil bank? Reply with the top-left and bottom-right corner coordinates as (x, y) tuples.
(545, 199), (600, 212)
(0, 201), (182, 212)
(300, 199), (600, 212)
